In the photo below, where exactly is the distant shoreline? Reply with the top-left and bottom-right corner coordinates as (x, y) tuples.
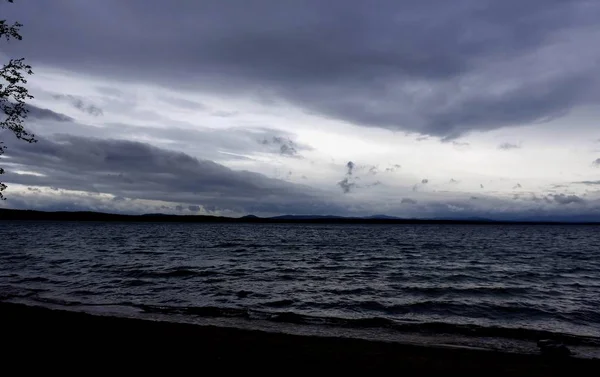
(1, 208), (600, 225)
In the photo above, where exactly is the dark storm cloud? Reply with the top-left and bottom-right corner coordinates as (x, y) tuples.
(335, 161), (378, 193)
(51, 94), (103, 116)
(550, 194), (585, 205)
(259, 136), (306, 157)
(0, 132), (343, 215)
(401, 198), (417, 205)
(499, 143), (521, 150)
(337, 177), (355, 194)
(530, 194), (542, 202)
(24, 104), (73, 122)
(5, 0), (600, 138)
(346, 161), (355, 176)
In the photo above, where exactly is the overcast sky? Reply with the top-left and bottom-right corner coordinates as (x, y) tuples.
(2, 0), (600, 219)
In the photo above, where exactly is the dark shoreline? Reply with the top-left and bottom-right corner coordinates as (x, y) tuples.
(2, 208), (600, 225)
(1, 302), (597, 374)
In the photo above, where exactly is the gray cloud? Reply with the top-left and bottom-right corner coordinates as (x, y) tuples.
(401, 198), (417, 205)
(52, 94), (104, 116)
(6, 0), (600, 138)
(337, 177), (355, 194)
(450, 178), (459, 184)
(412, 179), (429, 192)
(385, 164), (401, 173)
(452, 141), (470, 150)
(212, 110), (238, 118)
(336, 161), (359, 193)
(346, 161), (355, 176)
(96, 87), (124, 97)
(593, 158), (600, 167)
(513, 183), (522, 189)
(0, 132), (342, 215)
(260, 136), (307, 157)
(24, 104), (73, 122)
(158, 96), (207, 111)
(499, 142), (521, 150)
(279, 143), (297, 157)
(480, 184), (484, 189)
(188, 205), (200, 212)
(550, 193), (585, 205)
(574, 180), (600, 185)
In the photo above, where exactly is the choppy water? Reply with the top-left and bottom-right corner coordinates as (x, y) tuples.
(1, 221), (599, 354)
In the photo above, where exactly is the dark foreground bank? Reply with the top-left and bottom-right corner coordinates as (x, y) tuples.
(1, 303), (597, 375)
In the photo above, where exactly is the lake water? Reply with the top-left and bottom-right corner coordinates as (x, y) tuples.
(1, 221), (599, 355)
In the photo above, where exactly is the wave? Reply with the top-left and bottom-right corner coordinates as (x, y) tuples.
(122, 267), (218, 279)
(389, 285), (532, 296)
(353, 300), (600, 323)
(134, 303), (600, 347)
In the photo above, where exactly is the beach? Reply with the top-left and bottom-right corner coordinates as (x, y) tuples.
(1, 302), (597, 375)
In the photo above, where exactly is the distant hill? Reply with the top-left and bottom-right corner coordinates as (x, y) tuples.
(364, 214), (401, 220)
(2, 208), (599, 225)
(271, 214), (403, 220)
(432, 216), (496, 222)
(270, 215), (348, 220)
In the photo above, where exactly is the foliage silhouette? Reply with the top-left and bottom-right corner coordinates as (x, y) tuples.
(1, 0), (35, 199)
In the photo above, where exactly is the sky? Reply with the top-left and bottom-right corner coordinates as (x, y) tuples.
(1, 0), (600, 220)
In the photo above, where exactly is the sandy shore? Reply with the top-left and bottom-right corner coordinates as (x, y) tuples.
(1, 302), (597, 375)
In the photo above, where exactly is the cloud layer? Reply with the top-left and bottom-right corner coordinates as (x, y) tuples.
(3, 1), (600, 220)
(5, 0), (600, 138)
(0, 131), (340, 215)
